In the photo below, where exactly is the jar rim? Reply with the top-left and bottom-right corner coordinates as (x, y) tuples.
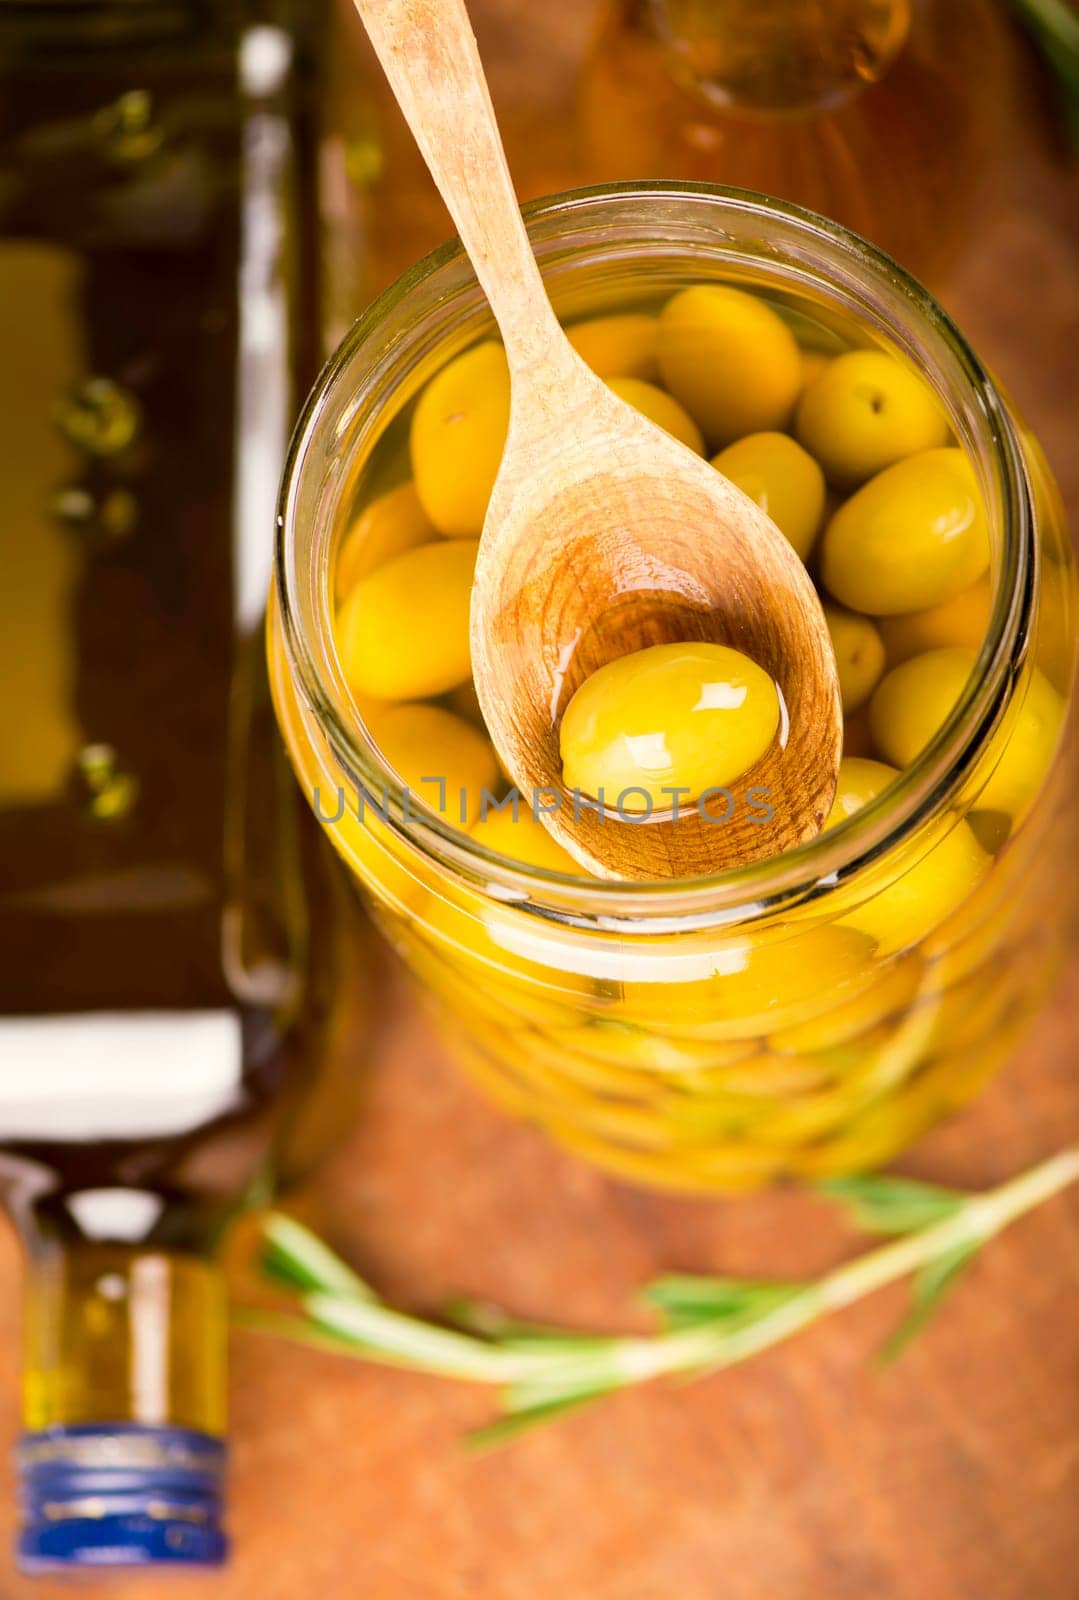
(274, 180), (1033, 928)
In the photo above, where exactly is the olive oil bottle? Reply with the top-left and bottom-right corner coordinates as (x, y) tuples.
(0, 0), (371, 1571)
(578, 0), (1017, 285)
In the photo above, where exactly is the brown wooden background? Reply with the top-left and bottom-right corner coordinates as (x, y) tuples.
(1, 4), (1078, 1596)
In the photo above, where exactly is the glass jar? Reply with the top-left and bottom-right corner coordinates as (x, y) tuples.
(269, 183), (1077, 1195)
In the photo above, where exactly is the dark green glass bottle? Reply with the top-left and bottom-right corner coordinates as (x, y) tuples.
(0, 0), (372, 1570)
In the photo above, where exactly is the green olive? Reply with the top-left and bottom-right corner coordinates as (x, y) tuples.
(611, 922), (877, 1041)
(822, 447), (990, 615)
(410, 342), (510, 536)
(366, 702), (498, 826)
(877, 576), (992, 667)
(870, 647), (1064, 826)
(335, 480), (436, 602)
(825, 756), (900, 830)
(552, 1021), (758, 1072)
(560, 642), (780, 811)
(825, 757), (989, 955)
(768, 952), (924, 1054)
(416, 892), (595, 1029)
(607, 376), (704, 455)
(336, 538), (477, 700)
(795, 349), (949, 487)
(657, 285), (803, 447)
(799, 348), (831, 394)
(711, 431), (825, 560)
(470, 806), (581, 874)
(824, 604), (885, 713)
(868, 648), (972, 768)
(565, 314), (660, 380)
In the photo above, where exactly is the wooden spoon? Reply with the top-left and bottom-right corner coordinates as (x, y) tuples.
(352, 0), (841, 880)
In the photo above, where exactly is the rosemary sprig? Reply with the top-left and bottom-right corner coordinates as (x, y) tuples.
(237, 1148), (1079, 1446)
(1007, 0), (1079, 148)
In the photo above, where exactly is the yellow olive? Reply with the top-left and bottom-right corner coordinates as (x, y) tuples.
(822, 447), (990, 615)
(657, 285), (803, 447)
(878, 575), (992, 667)
(923, 838), (1030, 985)
(470, 806), (581, 874)
(795, 349), (949, 488)
(824, 603), (885, 713)
(327, 809), (421, 920)
(919, 964), (1021, 1058)
(560, 641), (780, 812)
(336, 538), (477, 700)
(410, 341), (510, 536)
(565, 313), (660, 380)
(335, 481), (436, 602)
(364, 702), (498, 827)
(711, 431), (825, 560)
(799, 348), (831, 393)
(418, 884), (594, 1027)
(611, 923), (878, 1041)
(511, 1029), (658, 1100)
(868, 649), (971, 768)
(555, 1021), (758, 1072)
(768, 952), (924, 1054)
(825, 756), (900, 830)
(825, 757), (989, 954)
(270, 618), (423, 916)
(858, 817), (989, 957)
(870, 648), (1064, 824)
(606, 376), (705, 455)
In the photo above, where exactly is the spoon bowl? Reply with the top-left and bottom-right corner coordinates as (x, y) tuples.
(473, 352), (841, 877)
(352, 0), (842, 880)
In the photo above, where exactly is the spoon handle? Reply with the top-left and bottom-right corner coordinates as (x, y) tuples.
(352, 0), (564, 372)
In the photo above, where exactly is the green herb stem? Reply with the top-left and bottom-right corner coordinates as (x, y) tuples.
(239, 1147), (1079, 1440)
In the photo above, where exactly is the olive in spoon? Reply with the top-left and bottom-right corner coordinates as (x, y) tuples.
(351, 0), (841, 880)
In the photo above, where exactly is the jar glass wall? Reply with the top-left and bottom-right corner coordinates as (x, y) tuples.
(270, 184), (1077, 1193)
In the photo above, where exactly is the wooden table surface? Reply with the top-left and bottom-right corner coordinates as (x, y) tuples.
(1, 5), (1078, 1596)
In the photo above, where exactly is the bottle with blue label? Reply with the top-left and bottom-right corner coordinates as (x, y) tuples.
(0, 0), (374, 1571)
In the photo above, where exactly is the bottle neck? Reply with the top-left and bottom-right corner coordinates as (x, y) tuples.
(23, 1237), (227, 1434)
(17, 1235), (228, 1571)
(645, 0), (913, 114)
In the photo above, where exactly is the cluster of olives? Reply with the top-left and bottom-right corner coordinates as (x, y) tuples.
(333, 282), (1063, 876)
